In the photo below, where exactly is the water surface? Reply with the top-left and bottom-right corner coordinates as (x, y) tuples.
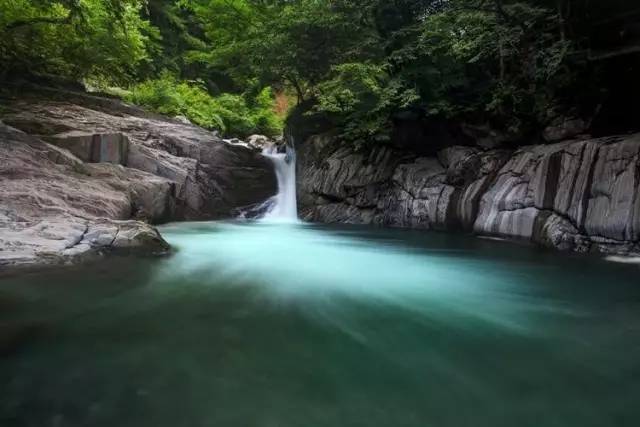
(1, 222), (639, 426)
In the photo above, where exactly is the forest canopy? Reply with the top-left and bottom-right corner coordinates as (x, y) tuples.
(1, 0), (639, 142)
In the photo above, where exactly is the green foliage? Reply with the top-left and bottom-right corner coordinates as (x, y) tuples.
(1, 0), (633, 142)
(183, 0), (611, 144)
(0, 0), (285, 137)
(126, 73), (224, 130)
(126, 74), (282, 136)
(184, 0), (382, 101)
(0, 0), (153, 84)
(250, 87), (286, 138)
(141, 0), (210, 79)
(315, 63), (419, 143)
(414, 2), (574, 129)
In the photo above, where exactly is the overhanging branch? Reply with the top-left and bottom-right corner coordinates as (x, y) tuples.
(5, 13), (73, 31)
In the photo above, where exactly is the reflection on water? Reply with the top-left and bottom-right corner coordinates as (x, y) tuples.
(1, 221), (639, 427)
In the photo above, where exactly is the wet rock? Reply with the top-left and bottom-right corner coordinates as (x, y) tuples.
(297, 132), (640, 255)
(246, 134), (271, 150)
(473, 135), (640, 253)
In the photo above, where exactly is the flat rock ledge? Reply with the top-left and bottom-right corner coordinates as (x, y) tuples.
(298, 133), (640, 256)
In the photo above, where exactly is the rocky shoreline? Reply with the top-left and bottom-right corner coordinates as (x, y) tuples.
(0, 88), (276, 267)
(297, 133), (640, 256)
(3, 87), (640, 268)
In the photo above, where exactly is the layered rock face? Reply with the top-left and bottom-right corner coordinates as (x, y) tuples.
(0, 123), (169, 266)
(0, 89), (276, 267)
(298, 134), (640, 255)
(2, 91), (276, 219)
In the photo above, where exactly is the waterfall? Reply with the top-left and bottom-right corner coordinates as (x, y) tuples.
(260, 142), (298, 221)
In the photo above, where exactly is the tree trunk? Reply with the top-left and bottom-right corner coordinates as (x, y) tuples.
(5, 15), (73, 31)
(557, 0), (566, 42)
(288, 76), (305, 105)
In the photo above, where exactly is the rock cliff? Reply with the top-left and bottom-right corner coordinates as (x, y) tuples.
(0, 88), (276, 267)
(298, 133), (640, 255)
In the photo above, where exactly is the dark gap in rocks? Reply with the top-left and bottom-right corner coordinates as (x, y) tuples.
(590, 53), (640, 136)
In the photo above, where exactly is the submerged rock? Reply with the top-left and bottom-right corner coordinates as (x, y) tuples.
(0, 320), (46, 357)
(298, 133), (640, 256)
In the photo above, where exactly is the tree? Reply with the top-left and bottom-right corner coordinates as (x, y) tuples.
(0, 0), (154, 85)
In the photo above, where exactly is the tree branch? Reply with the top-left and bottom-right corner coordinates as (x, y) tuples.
(451, 0), (526, 29)
(286, 74), (305, 104)
(5, 14), (73, 31)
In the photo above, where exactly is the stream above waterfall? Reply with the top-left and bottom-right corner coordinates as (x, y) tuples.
(1, 221), (640, 426)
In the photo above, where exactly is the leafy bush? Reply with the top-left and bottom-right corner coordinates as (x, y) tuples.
(250, 87), (286, 137)
(126, 74), (282, 136)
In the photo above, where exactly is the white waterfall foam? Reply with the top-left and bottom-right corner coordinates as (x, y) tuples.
(261, 143), (298, 221)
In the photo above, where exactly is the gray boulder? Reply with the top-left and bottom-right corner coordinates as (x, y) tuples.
(0, 88), (278, 267)
(0, 123), (168, 267)
(1, 91), (276, 220)
(542, 116), (589, 142)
